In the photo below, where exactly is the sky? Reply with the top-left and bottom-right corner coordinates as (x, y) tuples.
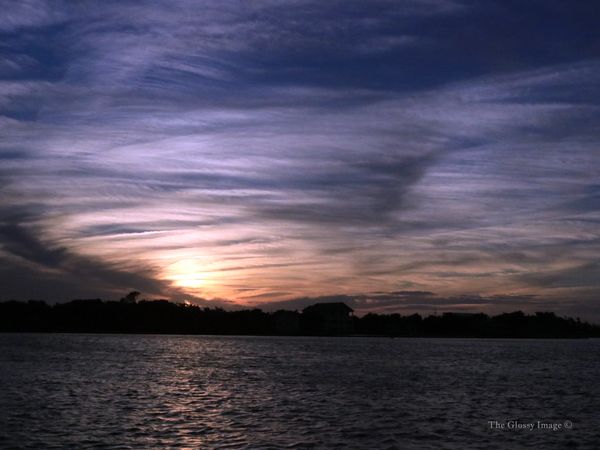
(0, 0), (599, 319)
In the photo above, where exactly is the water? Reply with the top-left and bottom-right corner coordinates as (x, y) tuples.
(0, 334), (598, 449)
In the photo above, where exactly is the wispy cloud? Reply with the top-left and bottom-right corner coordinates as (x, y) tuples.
(0, 1), (599, 318)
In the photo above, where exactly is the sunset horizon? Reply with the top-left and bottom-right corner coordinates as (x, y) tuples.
(1, 0), (599, 322)
(2, 2), (600, 448)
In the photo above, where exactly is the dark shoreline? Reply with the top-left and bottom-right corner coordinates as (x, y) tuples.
(0, 331), (597, 339)
(2, 298), (599, 338)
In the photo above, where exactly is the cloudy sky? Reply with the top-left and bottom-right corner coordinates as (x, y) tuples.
(1, 0), (599, 318)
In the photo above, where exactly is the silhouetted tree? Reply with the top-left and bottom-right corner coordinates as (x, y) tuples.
(120, 291), (141, 304)
(0, 299), (598, 337)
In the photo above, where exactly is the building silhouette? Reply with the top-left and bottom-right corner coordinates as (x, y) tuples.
(302, 302), (354, 335)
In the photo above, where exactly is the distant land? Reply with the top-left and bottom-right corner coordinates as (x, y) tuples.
(1, 293), (599, 338)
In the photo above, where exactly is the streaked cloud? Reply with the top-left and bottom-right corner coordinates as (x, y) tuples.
(0, 0), (599, 319)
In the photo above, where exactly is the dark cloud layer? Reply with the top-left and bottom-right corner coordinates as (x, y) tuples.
(256, 291), (597, 320)
(0, 212), (193, 301)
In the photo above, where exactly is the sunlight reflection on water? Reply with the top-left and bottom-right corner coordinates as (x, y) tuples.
(0, 334), (599, 449)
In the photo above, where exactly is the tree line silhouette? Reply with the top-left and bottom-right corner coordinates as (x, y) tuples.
(1, 295), (598, 338)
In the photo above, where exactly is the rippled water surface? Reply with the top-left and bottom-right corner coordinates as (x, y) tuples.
(1, 334), (599, 449)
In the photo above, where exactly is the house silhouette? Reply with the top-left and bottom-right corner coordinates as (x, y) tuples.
(302, 302), (354, 335)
